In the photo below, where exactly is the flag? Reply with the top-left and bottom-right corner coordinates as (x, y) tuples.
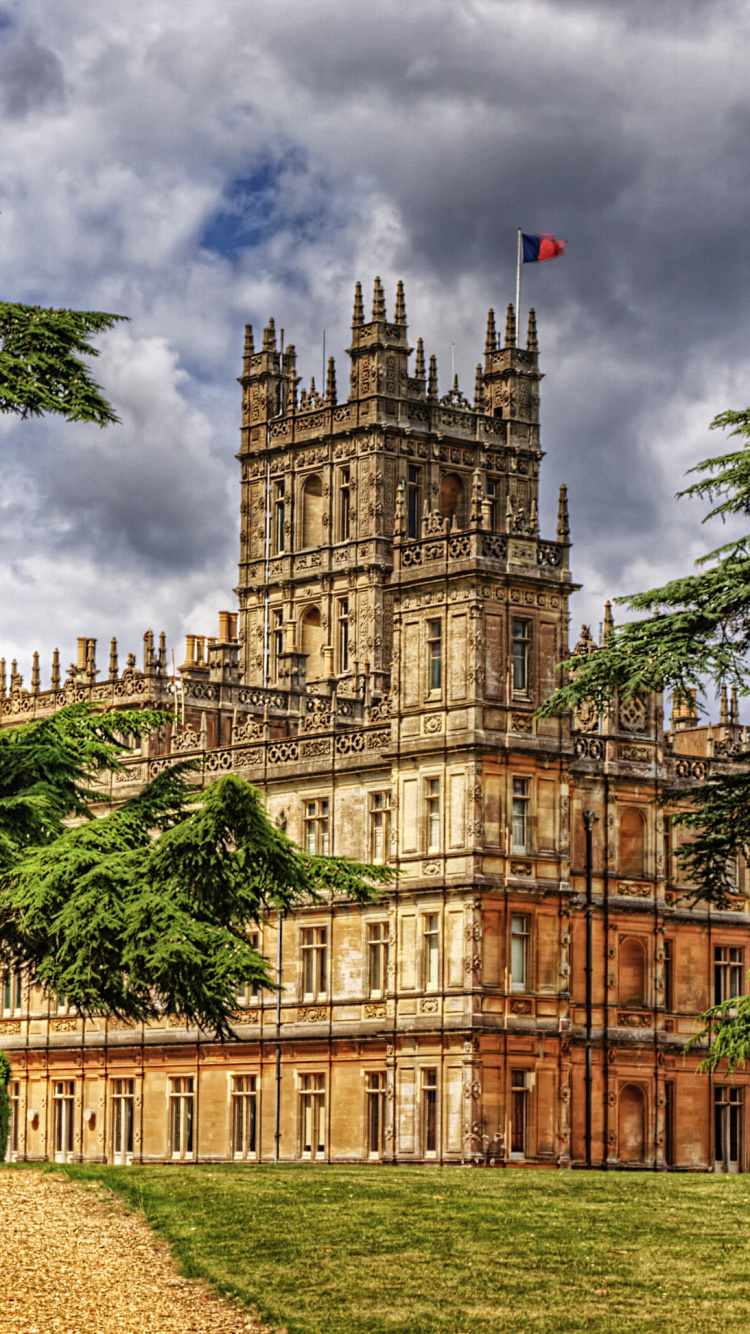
(522, 233), (566, 263)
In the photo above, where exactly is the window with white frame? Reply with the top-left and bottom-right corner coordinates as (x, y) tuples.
(6, 1081), (19, 1160)
(300, 1072), (326, 1158)
(236, 932), (262, 1008)
(369, 792), (390, 864)
(427, 620), (442, 693)
(366, 1071), (386, 1157)
(426, 778), (441, 852)
(512, 619), (530, 694)
(715, 946), (744, 1003)
(339, 468), (351, 541)
(304, 799), (330, 855)
(511, 914), (529, 992)
(367, 922), (389, 996)
(715, 1085), (742, 1172)
(422, 1068), (438, 1155)
(53, 1080), (75, 1163)
(1, 971), (21, 1015)
(337, 598), (350, 674)
(273, 480), (286, 554)
(301, 926), (328, 999)
(169, 1076), (195, 1160)
(111, 1078), (134, 1164)
(511, 778), (529, 854)
(423, 914), (440, 990)
(510, 1070), (528, 1158)
(232, 1074), (258, 1159)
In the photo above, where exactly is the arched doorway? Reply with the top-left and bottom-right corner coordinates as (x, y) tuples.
(300, 606), (322, 680)
(439, 473), (466, 529)
(301, 475), (323, 548)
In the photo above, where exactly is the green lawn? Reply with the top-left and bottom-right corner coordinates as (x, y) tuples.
(26, 1163), (750, 1334)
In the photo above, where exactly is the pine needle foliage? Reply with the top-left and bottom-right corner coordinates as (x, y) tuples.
(0, 708), (393, 1039)
(0, 303), (126, 424)
(539, 408), (750, 1069)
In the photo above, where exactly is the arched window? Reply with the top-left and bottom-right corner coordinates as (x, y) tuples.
(619, 937), (647, 1007)
(300, 606), (322, 681)
(439, 473), (467, 529)
(618, 1084), (646, 1163)
(301, 475), (323, 548)
(620, 807), (646, 879)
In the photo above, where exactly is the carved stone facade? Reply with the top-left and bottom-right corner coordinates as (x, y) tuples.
(2, 282), (749, 1171)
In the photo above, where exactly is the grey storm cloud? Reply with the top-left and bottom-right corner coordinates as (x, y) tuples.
(1, 0), (750, 684)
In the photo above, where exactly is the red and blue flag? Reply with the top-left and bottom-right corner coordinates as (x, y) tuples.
(522, 233), (566, 263)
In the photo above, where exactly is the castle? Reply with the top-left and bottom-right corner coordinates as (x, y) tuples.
(2, 280), (748, 1171)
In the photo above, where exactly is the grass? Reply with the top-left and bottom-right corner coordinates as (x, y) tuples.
(18, 1162), (750, 1334)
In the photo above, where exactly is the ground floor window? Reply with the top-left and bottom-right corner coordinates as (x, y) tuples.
(111, 1078), (134, 1164)
(422, 1069), (438, 1156)
(510, 1070), (528, 1158)
(365, 1072), (386, 1157)
(170, 1076), (195, 1160)
(5, 1081), (19, 1160)
(715, 1085), (742, 1173)
(53, 1080), (75, 1162)
(300, 1073), (326, 1159)
(232, 1075), (258, 1159)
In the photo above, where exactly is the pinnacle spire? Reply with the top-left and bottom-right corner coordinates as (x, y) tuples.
(326, 356), (337, 405)
(504, 303), (516, 348)
(427, 354), (438, 401)
(243, 324), (254, 374)
(352, 281), (364, 327)
(485, 308), (497, 356)
(603, 600), (614, 641)
(731, 685), (740, 725)
(473, 364), (484, 412)
(109, 638), (118, 680)
(394, 479), (406, 539)
(556, 483), (570, 542)
(262, 318), (277, 352)
(526, 307), (538, 352)
(470, 469), (484, 527)
(394, 279), (406, 324)
(51, 648), (60, 691)
(415, 337), (425, 379)
(720, 683), (729, 726)
(31, 651), (40, 694)
(372, 276), (386, 319)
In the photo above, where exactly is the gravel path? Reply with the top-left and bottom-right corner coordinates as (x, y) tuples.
(0, 1170), (280, 1334)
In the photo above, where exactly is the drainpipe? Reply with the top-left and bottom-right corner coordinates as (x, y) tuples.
(274, 911), (285, 1163)
(583, 810), (598, 1169)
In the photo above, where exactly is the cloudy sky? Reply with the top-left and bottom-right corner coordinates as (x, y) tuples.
(2, 0), (749, 692)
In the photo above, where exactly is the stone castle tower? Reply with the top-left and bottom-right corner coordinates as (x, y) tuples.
(2, 281), (749, 1173)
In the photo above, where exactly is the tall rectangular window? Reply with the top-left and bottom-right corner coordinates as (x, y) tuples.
(236, 932), (261, 1007)
(271, 609), (284, 681)
(1, 971), (21, 1015)
(304, 799), (330, 855)
(337, 598), (349, 674)
(427, 620), (442, 692)
(302, 926), (328, 998)
(663, 940), (674, 1012)
(111, 1078), (134, 1164)
(407, 466), (421, 539)
(426, 779), (441, 852)
(715, 1085), (742, 1172)
(511, 778), (529, 854)
(422, 1068), (438, 1155)
(169, 1076), (195, 1160)
(369, 792), (390, 864)
(53, 1080), (75, 1163)
(366, 1072), (386, 1157)
(487, 477), (498, 530)
(512, 619), (530, 694)
(367, 922), (389, 996)
(300, 1072), (326, 1158)
(232, 1074), (258, 1159)
(510, 1070), (528, 1158)
(511, 914), (529, 991)
(273, 481), (286, 554)
(339, 468), (351, 540)
(7, 1081), (19, 1160)
(423, 914), (440, 990)
(715, 946), (743, 1003)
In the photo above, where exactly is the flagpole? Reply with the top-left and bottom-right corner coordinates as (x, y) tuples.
(515, 228), (522, 341)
